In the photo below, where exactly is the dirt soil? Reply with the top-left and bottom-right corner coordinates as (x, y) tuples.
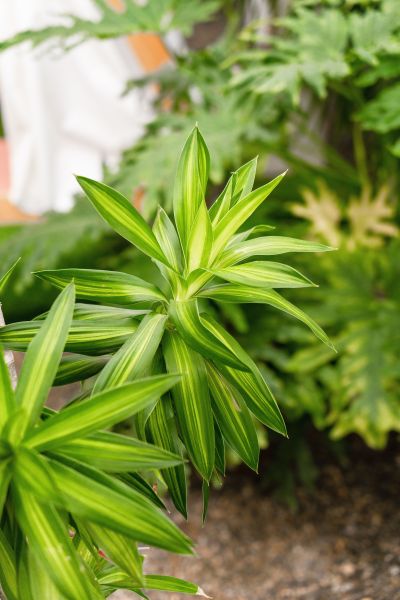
(113, 439), (400, 600)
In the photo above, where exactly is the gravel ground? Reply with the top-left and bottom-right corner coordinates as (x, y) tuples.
(114, 440), (400, 600)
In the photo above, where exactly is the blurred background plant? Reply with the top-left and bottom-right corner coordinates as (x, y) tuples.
(1, 0), (399, 504)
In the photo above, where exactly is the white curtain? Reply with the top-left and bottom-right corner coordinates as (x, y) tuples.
(0, 0), (154, 214)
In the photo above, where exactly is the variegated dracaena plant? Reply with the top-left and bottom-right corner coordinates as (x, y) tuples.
(0, 127), (333, 519)
(0, 275), (208, 599)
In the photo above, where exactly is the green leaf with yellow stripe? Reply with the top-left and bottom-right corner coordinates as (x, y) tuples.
(163, 331), (215, 481)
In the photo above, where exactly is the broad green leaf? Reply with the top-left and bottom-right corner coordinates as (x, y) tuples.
(26, 375), (181, 451)
(93, 313), (167, 394)
(13, 478), (96, 599)
(202, 314), (286, 435)
(54, 354), (108, 386)
(35, 268), (165, 306)
(200, 285), (334, 349)
(0, 346), (14, 432)
(0, 258), (21, 294)
(76, 176), (168, 264)
(213, 260), (315, 289)
(86, 523), (144, 585)
(207, 362), (259, 471)
(0, 528), (18, 600)
(14, 284), (75, 440)
(46, 457), (192, 554)
(163, 331), (215, 481)
(169, 299), (247, 370)
(209, 172), (235, 225)
(16, 545), (35, 600)
(173, 127), (210, 254)
(218, 235), (334, 268)
(153, 207), (182, 272)
(148, 394), (188, 518)
(0, 319), (138, 355)
(211, 172), (286, 261)
(56, 430), (182, 471)
(186, 200), (213, 272)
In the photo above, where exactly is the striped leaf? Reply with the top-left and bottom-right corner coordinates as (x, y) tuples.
(86, 523), (143, 584)
(211, 172), (286, 261)
(214, 419), (226, 476)
(209, 157), (258, 225)
(0, 528), (17, 600)
(0, 258), (21, 294)
(93, 312), (167, 394)
(228, 224), (275, 246)
(163, 331), (215, 481)
(0, 319), (138, 355)
(148, 394), (188, 518)
(207, 362), (259, 471)
(14, 284), (75, 440)
(218, 235), (334, 268)
(77, 176), (168, 265)
(72, 303), (149, 321)
(169, 299), (247, 370)
(25, 375), (181, 451)
(0, 346), (15, 432)
(213, 260), (315, 289)
(46, 457), (193, 554)
(13, 484), (96, 600)
(27, 547), (68, 600)
(118, 473), (165, 510)
(55, 430), (182, 471)
(98, 570), (206, 597)
(35, 268), (165, 306)
(202, 314), (286, 435)
(199, 285), (334, 348)
(186, 200), (213, 272)
(173, 127), (210, 255)
(0, 458), (12, 515)
(153, 207), (182, 272)
(54, 354), (108, 386)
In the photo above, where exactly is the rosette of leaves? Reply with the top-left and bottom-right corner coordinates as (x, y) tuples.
(0, 279), (206, 599)
(0, 127), (332, 518)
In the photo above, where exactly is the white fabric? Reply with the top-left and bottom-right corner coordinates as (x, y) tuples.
(0, 0), (154, 214)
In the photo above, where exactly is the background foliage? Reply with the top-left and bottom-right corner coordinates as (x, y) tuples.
(1, 0), (399, 488)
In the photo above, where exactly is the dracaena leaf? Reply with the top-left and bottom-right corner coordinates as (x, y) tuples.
(118, 473), (166, 510)
(92, 312), (167, 394)
(0, 528), (18, 600)
(163, 331), (215, 481)
(70, 303), (149, 321)
(86, 522), (144, 585)
(14, 283), (75, 440)
(211, 172), (286, 261)
(25, 374), (181, 451)
(76, 176), (168, 265)
(173, 126), (210, 255)
(0, 459), (12, 515)
(207, 362), (259, 471)
(202, 314), (286, 435)
(209, 157), (258, 225)
(218, 235), (334, 268)
(27, 547), (68, 600)
(13, 480), (97, 599)
(0, 346), (14, 432)
(168, 298), (247, 370)
(153, 207), (182, 272)
(54, 354), (108, 386)
(0, 319), (138, 355)
(35, 268), (165, 306)
(186, 200), (213, 272)
(55, 430), (182, 471)
(213, 260), (316, 289)
(147, 394), (188, 518)
(46, 456), (193, 555)
(200, 285), (334, 349)
(98, 570), (205, 597)
(0, 258), (21, 295)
